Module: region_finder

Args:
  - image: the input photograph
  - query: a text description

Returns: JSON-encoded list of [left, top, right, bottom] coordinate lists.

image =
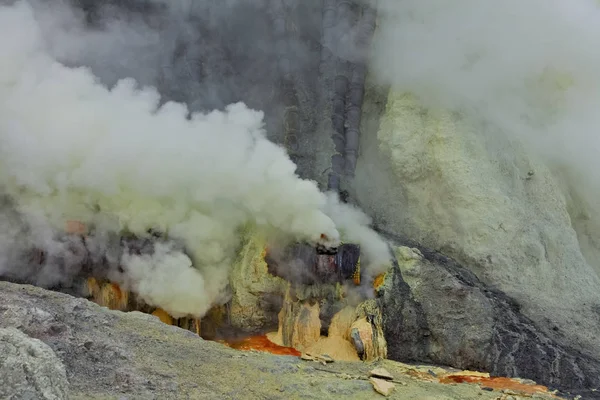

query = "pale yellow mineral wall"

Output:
[[290, 302, 321, 351], [354, 80, 600, 359], [228, 232, 288, 333], [327, 306, 357, 341]]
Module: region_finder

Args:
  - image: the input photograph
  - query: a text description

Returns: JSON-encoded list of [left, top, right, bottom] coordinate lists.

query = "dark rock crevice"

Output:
[[377, 258, 431, 363], [322, 0, 375, 194]]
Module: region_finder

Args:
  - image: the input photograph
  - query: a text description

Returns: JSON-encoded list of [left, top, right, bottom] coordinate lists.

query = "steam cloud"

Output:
[[0, 0, 388, 319], [8, 0, 597, 320], [372, 0, 600, 194]]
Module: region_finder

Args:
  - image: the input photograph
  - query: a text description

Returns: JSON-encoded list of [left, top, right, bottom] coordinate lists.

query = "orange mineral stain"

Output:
[[110, 283, 123, 300], [373, 273, 386, 290], [352, 260, 361, 286], [65, 220, 87, 235], [194, 318, 201, 336], [439, 375, 552, 396], [86, 278, 128, 310], [219, 335, 301, 357], [152, 308, 174, 325]]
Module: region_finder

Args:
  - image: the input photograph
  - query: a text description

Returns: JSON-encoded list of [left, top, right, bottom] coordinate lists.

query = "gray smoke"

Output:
[[371, 0, 600, 194]]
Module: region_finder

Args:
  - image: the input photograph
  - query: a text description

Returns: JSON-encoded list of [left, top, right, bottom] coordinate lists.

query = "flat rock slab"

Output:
[[370, 377, 395, 397], [369, 367, 394, 380]]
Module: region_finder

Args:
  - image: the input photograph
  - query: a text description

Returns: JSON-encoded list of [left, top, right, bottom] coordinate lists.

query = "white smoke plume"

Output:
[[372, 0, 600, 194], [324, 193, 391, 277], [0, 0, 391, 319]]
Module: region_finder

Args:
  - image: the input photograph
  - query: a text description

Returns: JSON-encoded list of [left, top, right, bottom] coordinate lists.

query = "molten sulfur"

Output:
[[218, 335, 301, 357], [439, 375, 552, 395]]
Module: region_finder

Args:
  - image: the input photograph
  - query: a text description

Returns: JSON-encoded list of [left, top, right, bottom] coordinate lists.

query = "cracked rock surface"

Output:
[[0, 327, 69, 400]]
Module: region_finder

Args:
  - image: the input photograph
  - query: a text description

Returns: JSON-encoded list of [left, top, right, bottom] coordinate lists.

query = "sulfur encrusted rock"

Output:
[[227, 232, 288, 334], [356, 86, 600, 367]]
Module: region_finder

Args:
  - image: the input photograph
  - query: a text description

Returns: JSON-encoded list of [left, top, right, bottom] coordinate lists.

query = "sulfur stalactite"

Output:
[[151, 308, 173, 326], [86, 278, 129, 312], [287, 298, 322, 351], [267, 286, 387, 361]]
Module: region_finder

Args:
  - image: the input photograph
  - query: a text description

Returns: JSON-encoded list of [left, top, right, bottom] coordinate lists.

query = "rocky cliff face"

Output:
[[356, 89, 600, 363], [354, 77, 600, 397], [1, 0, 599, 398]]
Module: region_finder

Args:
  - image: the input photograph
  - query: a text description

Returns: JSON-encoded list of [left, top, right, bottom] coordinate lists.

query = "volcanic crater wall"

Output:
[[2, 0, 600, 399]]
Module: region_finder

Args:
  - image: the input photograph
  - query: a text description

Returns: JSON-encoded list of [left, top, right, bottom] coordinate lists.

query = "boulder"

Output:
[[0, 327, 69, 400]]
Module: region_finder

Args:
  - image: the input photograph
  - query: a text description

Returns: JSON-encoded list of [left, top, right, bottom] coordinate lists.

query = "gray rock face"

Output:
[[0, 327, 69, 400], [0, 281, 544, 400], [0, 284, 153, 398], [376, 238, 600, 399], [53, 0, 373, 189]]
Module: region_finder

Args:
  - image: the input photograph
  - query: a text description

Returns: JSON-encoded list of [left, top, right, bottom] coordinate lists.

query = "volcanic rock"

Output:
[[0, 327, 69, 400], [370, 377, 395, 397], [227, 233, 287, 334], [0, 280, 563, 400], [369, 367, 394, 380], [356, 79, 600, 395], [376, 242, 600, 399]]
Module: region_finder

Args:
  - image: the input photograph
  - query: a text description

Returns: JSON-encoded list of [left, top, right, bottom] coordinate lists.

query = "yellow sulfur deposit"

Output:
[[373, 273, 386, 290], [352, 257, 361, 285], [87, 278, 129, 311], [151, 308, 174, 325]]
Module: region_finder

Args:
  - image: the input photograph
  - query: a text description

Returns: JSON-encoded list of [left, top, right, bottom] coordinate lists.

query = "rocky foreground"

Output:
[[0, 281, 564, 400]]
